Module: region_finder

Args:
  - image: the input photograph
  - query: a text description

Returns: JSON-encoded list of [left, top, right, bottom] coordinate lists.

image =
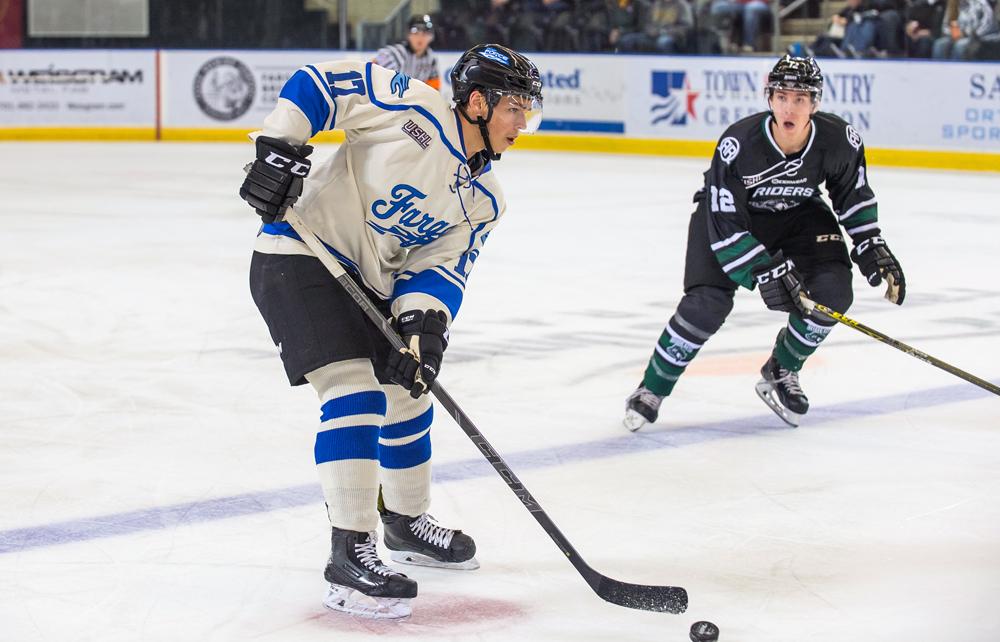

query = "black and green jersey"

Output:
[[695, 111, 879, 289]]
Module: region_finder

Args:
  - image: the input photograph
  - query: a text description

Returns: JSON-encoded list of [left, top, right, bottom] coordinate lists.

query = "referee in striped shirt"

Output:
[[373, 15, 442, 90]]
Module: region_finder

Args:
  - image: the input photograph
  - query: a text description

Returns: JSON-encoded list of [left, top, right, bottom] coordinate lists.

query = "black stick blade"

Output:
[[595, 577, 688, 613]]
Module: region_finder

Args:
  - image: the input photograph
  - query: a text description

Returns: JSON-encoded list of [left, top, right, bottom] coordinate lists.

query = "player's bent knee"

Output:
[[807, 265, 854, 318], [306, 359, 381, 400], [677, 286, 735, 336]]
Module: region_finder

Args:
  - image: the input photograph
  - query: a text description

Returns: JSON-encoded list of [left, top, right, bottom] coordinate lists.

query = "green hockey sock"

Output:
[[773, 315, 834, 372], [641, 315, 706, 396]]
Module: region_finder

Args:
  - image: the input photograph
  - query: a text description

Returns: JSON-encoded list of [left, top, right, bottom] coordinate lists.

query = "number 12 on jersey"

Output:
[[710, 186, 736, 213]]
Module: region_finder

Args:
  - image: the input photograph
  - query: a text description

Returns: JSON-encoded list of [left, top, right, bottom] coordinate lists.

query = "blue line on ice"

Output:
[[1, 380, 994, 555]]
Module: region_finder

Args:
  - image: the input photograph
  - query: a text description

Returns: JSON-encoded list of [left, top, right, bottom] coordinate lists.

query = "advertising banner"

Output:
[[438, 51, 626, 133], [1, 47, 994, 164], [162, 49, 627, 135], [160, 49, 371, 130], [0, 0, 23, 48], [623, 56, 1000, 152], [0, 49, 155, 126]]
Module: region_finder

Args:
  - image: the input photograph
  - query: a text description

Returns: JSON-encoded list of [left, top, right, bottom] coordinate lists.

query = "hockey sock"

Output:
[[772, 316, 835, 372], [379, 387, 433, 518], [642, 311, 712, 396], [305, 359, 385, 532]]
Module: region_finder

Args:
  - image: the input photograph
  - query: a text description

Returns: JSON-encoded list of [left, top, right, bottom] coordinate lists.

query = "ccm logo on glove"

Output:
[[264, 151, 310, 177]]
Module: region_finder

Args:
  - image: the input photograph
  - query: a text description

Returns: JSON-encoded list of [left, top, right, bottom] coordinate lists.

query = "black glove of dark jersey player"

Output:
[[753, 254, 810, 317], [851, 235, 906, 305]]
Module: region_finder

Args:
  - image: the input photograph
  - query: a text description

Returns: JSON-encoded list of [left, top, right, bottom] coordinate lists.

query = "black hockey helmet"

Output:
[[451, 44, 544, 160], [766, 54, 823, 101], [408, 14, 434, 33], [451, 44, 543, 107]]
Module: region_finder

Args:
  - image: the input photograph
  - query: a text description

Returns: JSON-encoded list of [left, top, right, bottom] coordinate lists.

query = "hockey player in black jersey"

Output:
[[624, 55, 906, 430]]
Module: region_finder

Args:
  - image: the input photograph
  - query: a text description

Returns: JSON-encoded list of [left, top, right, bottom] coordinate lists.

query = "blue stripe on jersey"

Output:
[[364, 62, 466, 165], [315, 425, 380, 464], [472, 180, 500, 222], [462, 180, 500, 260], [433, 265, 466, 287], [279, 69, 331, 137], [393, 270, 418, 281], [258, 221, 366, 279], [454, 110, 467, 156], [392, 269, 464, 320], [320, 391, 387, 422], [306, 65, 338, 129], [381, 406, 433, 440], [379, 432, 431, 469]]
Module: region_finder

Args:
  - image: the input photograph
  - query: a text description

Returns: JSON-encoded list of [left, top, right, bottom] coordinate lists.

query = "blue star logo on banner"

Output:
[[650, 71, 699, 126]]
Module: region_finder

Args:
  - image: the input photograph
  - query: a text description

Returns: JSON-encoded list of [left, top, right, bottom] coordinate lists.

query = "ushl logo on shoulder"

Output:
[[401, 119, 431, 149]]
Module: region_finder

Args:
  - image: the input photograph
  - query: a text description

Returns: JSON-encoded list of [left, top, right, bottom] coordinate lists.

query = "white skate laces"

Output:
[[774, 367, 803, 396], [410, 514, 455, 549], [356, 532, 394, 577], [632, 388, 664, 412]]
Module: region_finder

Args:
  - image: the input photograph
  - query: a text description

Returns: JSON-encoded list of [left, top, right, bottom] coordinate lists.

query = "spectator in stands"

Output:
[[578, 0, 646, 52], [709, 0, 773, 52], [870, 0, 906, 55], [830, 0, 879, 56], [904, 0, 946, 56], [618, 0, 694, 52], [434, 0, 487, 50], [528, 0, 580, 51], [932, 0, 999, 58], [373, 14, 441, 89], [472, 0, 515, 45]]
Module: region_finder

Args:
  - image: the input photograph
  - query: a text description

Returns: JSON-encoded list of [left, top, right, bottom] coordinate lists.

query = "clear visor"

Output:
[[500, 93, 544, 134], [521, 97, 544, 134], [766, 82, 819, 99]]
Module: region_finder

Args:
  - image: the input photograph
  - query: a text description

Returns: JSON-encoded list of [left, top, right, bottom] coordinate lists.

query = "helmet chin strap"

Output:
[[458, 103, 500, 161]]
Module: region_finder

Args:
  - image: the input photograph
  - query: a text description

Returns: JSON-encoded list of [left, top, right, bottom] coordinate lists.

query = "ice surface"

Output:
[[1, 142, 998, 641]]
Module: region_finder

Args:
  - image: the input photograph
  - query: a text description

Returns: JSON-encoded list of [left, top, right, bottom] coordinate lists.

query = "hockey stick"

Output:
[[281, 209, 689, 614], [800, 295, 1000, 396]]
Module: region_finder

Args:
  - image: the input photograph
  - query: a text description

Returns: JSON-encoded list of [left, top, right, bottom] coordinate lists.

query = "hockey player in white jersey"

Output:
[[240, 44, 543, 619]]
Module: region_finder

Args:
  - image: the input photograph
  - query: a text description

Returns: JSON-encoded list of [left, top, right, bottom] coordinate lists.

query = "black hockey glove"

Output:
[[753, 255, 810, 316], [385, 310, 449, 398], [239, 135, 313, 224], [851, 235, 905, 305]]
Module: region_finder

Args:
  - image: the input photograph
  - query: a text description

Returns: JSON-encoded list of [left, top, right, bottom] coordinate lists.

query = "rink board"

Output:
[[1, 48, 998, 171]]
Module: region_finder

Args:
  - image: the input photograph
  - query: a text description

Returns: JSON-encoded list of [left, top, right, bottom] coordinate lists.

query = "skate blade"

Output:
[[323, 584, 412, 619], [754, 379, 802, 428], [389, 550, 480, 570], [623, 409, 648, 432]]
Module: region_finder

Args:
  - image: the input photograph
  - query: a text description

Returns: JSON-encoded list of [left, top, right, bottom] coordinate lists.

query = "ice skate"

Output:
[[623, 385, 664, 432], [322, 527, 417, 619], [380, 509, 479, 570], [755, 356, 809, 427]]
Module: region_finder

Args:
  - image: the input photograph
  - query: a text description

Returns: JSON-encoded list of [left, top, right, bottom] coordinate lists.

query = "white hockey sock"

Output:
[[305, 359, 385, 532], [379, 387, 433, 517]]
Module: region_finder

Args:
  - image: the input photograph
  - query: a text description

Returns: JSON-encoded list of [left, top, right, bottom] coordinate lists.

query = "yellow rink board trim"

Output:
[[1, 127, 998, 173]]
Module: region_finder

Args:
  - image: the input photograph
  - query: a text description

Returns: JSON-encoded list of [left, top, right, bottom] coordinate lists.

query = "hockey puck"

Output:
[[689, 620, 719, 642]]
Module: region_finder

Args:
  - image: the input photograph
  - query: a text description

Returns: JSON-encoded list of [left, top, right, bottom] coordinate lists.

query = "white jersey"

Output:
[[373, 43, 440, 86], [253, 59, 505, 323]]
